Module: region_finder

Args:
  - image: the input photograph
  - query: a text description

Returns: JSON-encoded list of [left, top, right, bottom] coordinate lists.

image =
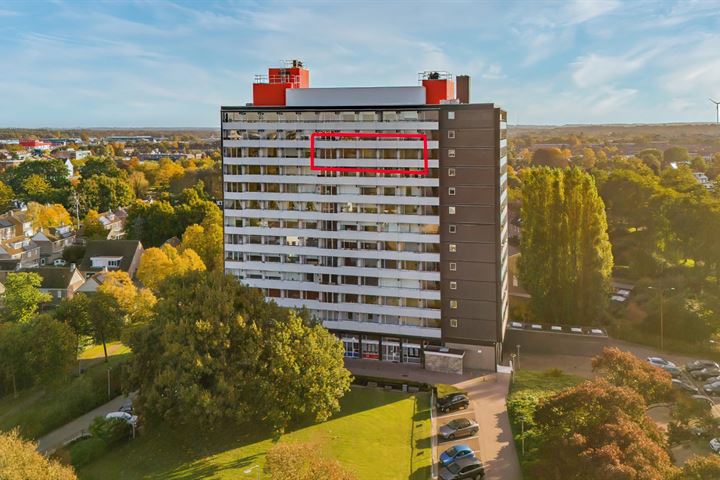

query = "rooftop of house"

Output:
[[78, 239, 142, 272], [20, 266, 82, 290]]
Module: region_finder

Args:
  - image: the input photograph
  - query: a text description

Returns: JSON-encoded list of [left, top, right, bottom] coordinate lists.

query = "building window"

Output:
[[449, 225, 456, 234], [450, 318, 458, 328], [448, 168, 456, 177], [449, 244, 456, 252], [448, 149, 455, 158], [450, 281, 457, 290], [448, 187, 456, 196], [450, 300, 458, 309], [449, 262, 457, 271], [448, 111, 455, 120], [448, 130, 455, 139], [449, 206, 456, 215]]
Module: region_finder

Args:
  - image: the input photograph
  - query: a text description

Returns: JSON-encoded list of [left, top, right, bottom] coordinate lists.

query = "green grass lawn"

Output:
[[507, 369, 584, 477], [77, 387, 431, 480], [0, 351, 131, 440]]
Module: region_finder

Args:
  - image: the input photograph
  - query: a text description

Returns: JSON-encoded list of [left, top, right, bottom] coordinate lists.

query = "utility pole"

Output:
[[649, 286, 675, 351], [72, 190, 81, 230], [516, 344, 521, 371]]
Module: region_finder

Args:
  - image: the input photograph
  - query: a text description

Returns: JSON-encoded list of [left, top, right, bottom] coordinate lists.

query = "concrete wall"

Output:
[[503, 329, 610, 357], [445, 342, 497, 372], [425, 351, 464, 375]]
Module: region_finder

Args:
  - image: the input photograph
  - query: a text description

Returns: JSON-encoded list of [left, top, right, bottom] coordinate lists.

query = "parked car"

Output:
[[710, 438, 720, 453], [662, 365, 682, 378], [106, 411, 138, 426], [691, 367, 720, 380], [439, 456, 485, 480], [439, 418, 479, 441], [672, 379, 699, 394], [704, 376, 720, 385], [119, 399, 133, 414], [687, 360, 720, 372], [440, 444, 475, 467], [692, 395, 715, 408], [705, 382, 720, 395], [437, 393, 470, 413], [647, 357, 676, 368]]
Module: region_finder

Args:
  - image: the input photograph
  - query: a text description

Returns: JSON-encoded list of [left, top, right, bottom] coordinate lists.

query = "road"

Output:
[[36, 394, 132, 454], [433, 374, 522, 480]]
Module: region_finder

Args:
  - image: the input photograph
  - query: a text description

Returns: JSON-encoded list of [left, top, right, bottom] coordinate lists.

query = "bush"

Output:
[[70, 437, 107, 468], [89, 416, 131, 446]]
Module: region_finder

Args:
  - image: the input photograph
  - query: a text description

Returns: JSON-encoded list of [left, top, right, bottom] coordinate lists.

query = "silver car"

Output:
[[439, 418, 479, 441]]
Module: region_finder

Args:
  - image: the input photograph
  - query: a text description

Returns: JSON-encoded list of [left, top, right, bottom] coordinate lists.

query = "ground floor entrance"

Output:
[[337, 332, 440, 365]]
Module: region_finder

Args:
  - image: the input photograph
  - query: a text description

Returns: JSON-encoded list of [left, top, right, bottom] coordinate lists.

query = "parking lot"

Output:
[[432, 375, 521, 480]]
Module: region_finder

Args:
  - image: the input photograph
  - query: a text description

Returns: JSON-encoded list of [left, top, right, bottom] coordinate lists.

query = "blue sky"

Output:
[[1, 0, 720, 127]]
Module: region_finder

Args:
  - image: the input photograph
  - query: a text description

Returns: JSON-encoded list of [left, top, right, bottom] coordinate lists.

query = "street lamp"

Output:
[[243, 465, 260, 480], [648, 286, 675, 351]]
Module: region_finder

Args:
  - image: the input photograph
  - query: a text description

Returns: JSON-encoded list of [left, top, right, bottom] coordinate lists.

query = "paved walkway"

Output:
[[36, 394, 131, 454], [345, 359, 522, 480]]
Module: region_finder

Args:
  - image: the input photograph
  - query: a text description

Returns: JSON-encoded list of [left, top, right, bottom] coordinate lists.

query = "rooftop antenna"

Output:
[[711, 98, 720, 124]]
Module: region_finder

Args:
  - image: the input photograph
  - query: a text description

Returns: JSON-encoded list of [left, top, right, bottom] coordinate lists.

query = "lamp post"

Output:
[[648, 286, 675, 351], [243, 465, 260, 480]]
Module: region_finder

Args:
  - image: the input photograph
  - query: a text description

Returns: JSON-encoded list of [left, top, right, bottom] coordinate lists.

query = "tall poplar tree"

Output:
[[519, 167, 613, 324]]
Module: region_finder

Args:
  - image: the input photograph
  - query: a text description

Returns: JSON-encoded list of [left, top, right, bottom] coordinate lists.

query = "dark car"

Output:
[[439, 456, 485, 480], [691, 367, 720, 380], [687, 360, 720, 372], [663, 365, 682, 378], [438, 393, 470, 413], [672, 379, 699, 394]]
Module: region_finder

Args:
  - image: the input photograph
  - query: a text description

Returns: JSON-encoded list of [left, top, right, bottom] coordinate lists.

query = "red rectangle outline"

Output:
[[309, 132, 429, 176]]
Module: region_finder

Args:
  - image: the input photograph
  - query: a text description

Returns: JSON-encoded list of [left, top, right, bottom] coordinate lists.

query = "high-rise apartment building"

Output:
[[222, 61, 508, 371]]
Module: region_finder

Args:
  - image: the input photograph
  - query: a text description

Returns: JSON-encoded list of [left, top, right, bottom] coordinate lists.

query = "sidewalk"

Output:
[[36, 394, 131, 454]]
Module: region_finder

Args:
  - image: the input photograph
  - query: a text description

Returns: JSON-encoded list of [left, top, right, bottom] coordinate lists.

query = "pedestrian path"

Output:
[[36, 394, 130, 454]]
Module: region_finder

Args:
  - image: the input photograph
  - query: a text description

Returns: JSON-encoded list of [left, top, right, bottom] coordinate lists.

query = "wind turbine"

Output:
[[711, 98, 720, 124]]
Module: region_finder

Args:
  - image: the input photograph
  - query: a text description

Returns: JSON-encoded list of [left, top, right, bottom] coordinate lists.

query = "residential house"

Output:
[[32, 225, 77, 265], [76, 270, 108, 293], [16, 266, 85, 304], [0, 209, 39, 268], [78, 240, 143, 279], [97, 209, 128, 240]]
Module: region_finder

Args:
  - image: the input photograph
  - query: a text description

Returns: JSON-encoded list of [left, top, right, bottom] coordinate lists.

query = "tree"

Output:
[[55, 294, 94, 358], [79, 157, 119, 179], [264, 442, 357, 480], [180, 217, 223, 271], [0, 429, 77, 480], [90, 271, 156, 362], [82, 209, 108, 239], [125, 200, 177, 247], [0, 315, 75, 396], [676, 455, 720, 480], [532, 380, 676, 480], [78, 175, 134, 214], [519, 167, 613, 324], [126, 271, 351, 432], [22, 174, 51, 201], [2, 272, 52, 323], [128, 171, 149, 198], [1, 158, 72, 205], [136, 244, 205, 290], [153, 158, 184, 190], [26, 202, 72, 230], [532, 147, 569, 168], [24, 314, 76, 387], [591, 347, 672, 403], [0, 180, 15, 213], [663, 146, 689, 167]]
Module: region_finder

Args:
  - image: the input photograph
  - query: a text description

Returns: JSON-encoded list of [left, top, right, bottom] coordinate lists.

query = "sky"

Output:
[[1, 0, 720, 128]]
